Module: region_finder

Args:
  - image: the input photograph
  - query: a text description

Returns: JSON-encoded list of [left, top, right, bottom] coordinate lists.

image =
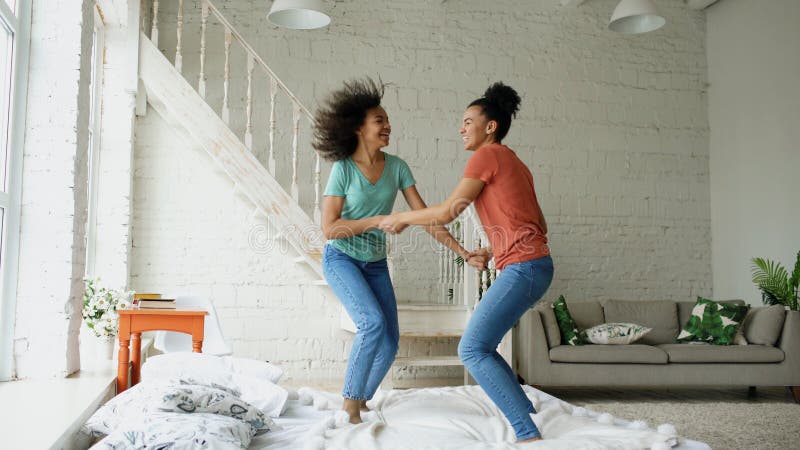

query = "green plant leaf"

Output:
[[751, 257, 792, 304], [789, 251, 800, 292]]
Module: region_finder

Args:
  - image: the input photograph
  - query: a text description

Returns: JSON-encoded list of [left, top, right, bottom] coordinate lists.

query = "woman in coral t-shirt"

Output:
[[379, 83, 553, 443]]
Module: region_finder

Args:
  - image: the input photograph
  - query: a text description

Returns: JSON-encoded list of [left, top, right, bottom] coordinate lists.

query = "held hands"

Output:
[[466, 253, 491, 271], [378, 214, 408, 234], [466, 247, 492, 271]]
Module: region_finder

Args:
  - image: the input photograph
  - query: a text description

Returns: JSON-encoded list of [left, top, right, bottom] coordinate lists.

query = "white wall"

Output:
[[14, 0, 95, 379], [133, 0, 713, 382], [707, 0, 800, 302]]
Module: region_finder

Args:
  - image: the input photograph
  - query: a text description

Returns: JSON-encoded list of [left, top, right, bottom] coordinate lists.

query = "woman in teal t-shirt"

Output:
[[313, 78, 473, 424]]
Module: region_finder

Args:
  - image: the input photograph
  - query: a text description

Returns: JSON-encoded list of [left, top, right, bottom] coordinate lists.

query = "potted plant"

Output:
[[750, 251, 800, 311], [83, 278, 133, 357]]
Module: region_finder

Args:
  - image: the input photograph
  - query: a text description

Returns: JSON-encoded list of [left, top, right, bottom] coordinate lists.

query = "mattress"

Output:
[[250, 385, 711, 450]]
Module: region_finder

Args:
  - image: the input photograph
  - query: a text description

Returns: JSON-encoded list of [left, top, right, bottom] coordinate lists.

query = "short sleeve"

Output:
[[463, 147, 497, 183], [324, 160, 347, 196], [397, 157, 416, 190]]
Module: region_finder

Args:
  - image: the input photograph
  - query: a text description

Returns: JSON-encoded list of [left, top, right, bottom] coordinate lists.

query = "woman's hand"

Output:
[[378, 215, 408, 234], [467, 253, 491, 271]]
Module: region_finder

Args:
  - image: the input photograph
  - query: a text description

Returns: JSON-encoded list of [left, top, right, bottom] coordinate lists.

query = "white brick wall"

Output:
[[14, 0, 95, 379], [132, 0, 712, 383]]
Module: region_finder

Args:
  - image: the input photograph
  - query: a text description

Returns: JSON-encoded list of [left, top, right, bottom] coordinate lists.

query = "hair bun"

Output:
[[484, 82, 521, 118]]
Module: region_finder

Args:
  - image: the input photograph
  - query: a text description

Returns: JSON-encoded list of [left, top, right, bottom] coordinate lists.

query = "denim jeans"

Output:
[[322, 244, 399, 401], [458, 255, 554, 440]]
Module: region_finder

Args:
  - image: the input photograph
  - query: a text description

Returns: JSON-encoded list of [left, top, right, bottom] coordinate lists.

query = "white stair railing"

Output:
[[145, 0, 323, 225], [142, 0, 493, 305]]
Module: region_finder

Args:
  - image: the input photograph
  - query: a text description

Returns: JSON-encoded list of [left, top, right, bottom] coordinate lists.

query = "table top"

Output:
[[118, 307, 209, 316]]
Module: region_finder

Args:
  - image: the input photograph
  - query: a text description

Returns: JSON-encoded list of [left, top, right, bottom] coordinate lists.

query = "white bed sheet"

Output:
[[250, 385, 711, 450]]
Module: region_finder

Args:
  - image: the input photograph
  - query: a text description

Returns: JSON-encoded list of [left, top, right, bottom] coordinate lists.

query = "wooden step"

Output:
[[340, 302, 469, 337], [393, 356, 462, 367]]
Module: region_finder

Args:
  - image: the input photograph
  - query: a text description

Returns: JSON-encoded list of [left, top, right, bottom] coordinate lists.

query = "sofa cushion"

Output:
[[677, 297, 749, 345], [549, 344, 668, 364], [567, 301, 605, 331], [657, 343, 785, 363], [743, 305, 786, 346], [553, 296, 585, 346], [678, 299, 745, 331], [603, 300, 678, 345], [584, 323, 651, 345], [534, 302, 561, 348]]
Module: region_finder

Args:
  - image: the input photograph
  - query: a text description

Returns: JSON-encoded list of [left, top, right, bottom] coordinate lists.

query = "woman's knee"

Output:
[[359, 313, 387, 336], [458, 337, 480, 363]]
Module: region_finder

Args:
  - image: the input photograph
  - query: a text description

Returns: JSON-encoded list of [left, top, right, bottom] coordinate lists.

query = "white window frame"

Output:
[[0, 0, 32, 381], [84, 5, 105, 279]]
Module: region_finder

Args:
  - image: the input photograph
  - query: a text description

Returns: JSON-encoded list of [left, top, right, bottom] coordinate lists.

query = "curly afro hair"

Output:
[[468, 82, 521, 143], [312, 78, 385, 162]]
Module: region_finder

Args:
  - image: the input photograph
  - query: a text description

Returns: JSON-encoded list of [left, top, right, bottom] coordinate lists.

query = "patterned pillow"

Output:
[[158, 383, 277, 435], [92, 411, 253, 450], [677, 297, 750, 345], [583, 323, 652, 345], [552, 295, 585, 346]]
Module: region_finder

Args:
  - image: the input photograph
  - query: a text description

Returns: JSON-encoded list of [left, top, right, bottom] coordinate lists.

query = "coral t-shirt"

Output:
[[463, 144, 549, 270]]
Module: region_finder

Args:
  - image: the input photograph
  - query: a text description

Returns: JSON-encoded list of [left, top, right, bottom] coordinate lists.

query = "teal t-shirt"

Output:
[[324, 153, 416, 262]]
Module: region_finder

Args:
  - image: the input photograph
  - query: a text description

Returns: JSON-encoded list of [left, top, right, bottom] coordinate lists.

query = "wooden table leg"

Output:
[[131, 332, 141, 386], [192, 339, 203, 353], [117, 337, 130, 393]]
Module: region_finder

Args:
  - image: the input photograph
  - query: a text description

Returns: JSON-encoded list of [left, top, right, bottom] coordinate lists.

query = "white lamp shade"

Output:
[[608, 0, 666, 34], [268, 0, 330, 30]]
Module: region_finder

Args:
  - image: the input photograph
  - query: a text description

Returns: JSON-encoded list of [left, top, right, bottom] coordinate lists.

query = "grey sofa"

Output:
[[515, 299, 800, 402]]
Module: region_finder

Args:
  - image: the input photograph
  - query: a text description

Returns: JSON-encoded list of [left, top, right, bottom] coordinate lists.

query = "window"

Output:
[[0, 0, 32, 381], [84, 5, 105, 278]]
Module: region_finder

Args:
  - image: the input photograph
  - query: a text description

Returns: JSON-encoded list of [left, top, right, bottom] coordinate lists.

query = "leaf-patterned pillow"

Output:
[[584, 323, 652, 345], [552, 295, 585, 346], [93, 411, 253, 450], [158, 384, 278, 435], [677, 297, 749, 345]]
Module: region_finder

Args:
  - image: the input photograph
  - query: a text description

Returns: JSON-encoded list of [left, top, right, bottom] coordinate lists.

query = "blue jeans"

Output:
[[458, 256, 554, 440], [323, 244, 399, 401]]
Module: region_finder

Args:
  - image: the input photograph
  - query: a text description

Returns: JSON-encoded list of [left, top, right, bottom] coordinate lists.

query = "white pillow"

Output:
[[82, 379, 242, 437], [91, 411, 254, 450], [140, 353, 287, 416], [233, 374, 289, 418], [142, 353, 233, 386], [158, 383, 278, 435], [223, 356, 284, 384], [584, 323, 651, 345]]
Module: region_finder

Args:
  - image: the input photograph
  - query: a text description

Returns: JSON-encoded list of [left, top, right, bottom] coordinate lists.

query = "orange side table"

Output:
[[116, 308, 209, 393]]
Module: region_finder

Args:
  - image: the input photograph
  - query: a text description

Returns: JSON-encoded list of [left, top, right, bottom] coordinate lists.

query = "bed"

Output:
[[83, 353, 711, 449]]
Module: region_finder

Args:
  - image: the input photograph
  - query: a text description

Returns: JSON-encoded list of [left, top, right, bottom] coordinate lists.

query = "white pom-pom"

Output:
[[362, 411, 378, 422], [302, 436, 325, 450], [572, 406, 589, 417], [334, 410, 350, 428], [287, 388, 299, 400], [300, 392, 313, 405], [322, 415, 336, 429], [313, 395, 329, 410], [657, 424, 677, 436], [597, 413, 614, 424], [628, 420, 649, 430], [650, 442, 671, 450]]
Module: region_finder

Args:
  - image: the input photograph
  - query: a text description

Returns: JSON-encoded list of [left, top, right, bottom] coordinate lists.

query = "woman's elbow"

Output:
[[321, 224, 334, 240], [435, 208, 456, 226]]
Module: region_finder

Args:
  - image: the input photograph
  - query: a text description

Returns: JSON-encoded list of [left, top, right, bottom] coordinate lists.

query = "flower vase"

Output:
[[96, 337, 117, 361]]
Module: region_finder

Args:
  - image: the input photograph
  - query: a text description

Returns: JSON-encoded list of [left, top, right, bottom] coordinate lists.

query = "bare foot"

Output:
[[517, 436, 543, 444], [343, 398, 363, 424], [359, 399, 369, 411]]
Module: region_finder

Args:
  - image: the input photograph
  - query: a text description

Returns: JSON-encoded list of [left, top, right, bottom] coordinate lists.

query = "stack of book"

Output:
[[138, 298, 177, 309]]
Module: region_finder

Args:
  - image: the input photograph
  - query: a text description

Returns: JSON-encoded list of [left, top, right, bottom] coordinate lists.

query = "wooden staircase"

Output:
[[137, 0, 509, 385]]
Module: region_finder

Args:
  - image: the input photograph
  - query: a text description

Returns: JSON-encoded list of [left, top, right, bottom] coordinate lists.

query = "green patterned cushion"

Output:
[[677, 297, 750, 345], [552, 295, 585, 346]]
